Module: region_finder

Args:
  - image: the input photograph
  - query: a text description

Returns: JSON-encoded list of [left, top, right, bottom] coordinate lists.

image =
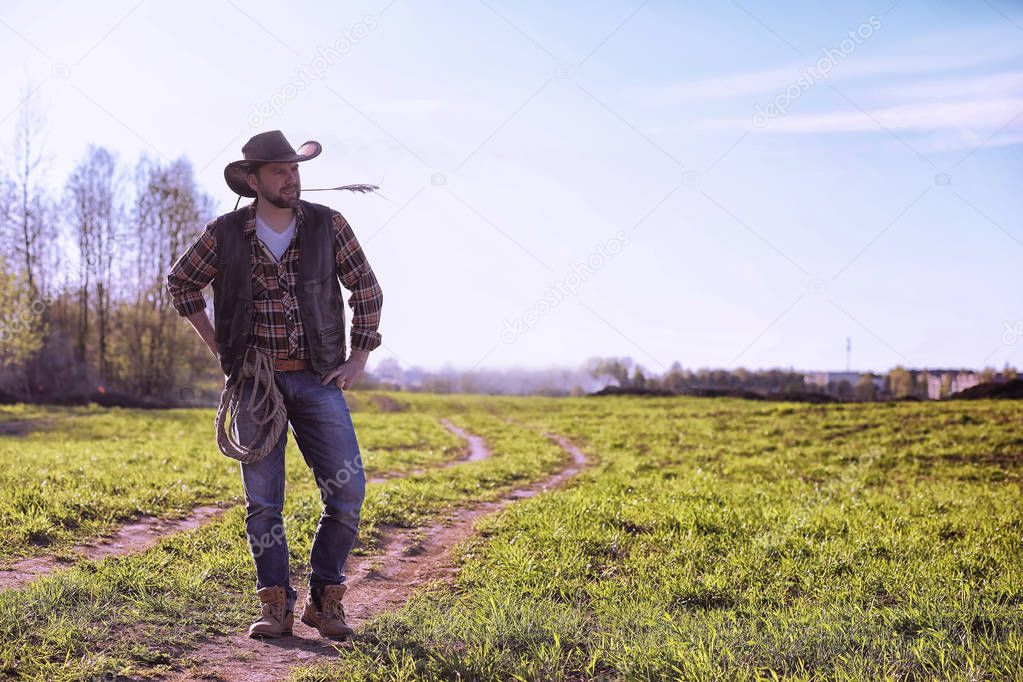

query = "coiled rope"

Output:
[[215, 349, 288, 463]]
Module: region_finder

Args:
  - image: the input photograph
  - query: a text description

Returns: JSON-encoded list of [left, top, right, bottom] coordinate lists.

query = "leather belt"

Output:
[[245, 349, 310, 372], [272, 357, 310, 371]]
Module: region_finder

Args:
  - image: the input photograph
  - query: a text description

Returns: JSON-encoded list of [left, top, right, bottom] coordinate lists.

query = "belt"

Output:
[[245, 349, 310, 372]]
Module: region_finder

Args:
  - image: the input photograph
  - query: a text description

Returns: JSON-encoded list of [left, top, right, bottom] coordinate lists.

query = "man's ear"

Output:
[[245, 168, 260, 194]]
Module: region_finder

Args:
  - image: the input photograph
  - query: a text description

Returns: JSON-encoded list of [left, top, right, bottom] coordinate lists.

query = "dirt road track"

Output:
[[0, 418, 485, 592], [161, 431, 589, 682], [0, 505, 225, 591]]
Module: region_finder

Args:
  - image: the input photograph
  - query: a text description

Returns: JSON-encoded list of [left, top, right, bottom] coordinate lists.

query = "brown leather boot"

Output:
[[248, 586, 294, 638], [300, 583, 355, 639]]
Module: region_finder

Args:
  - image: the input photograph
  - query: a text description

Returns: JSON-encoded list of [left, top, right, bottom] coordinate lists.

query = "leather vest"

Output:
[[211, 200, 346, 384]]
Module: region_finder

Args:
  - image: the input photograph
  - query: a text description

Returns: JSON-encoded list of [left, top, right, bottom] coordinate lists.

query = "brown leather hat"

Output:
[[224, 130, 321, 198]]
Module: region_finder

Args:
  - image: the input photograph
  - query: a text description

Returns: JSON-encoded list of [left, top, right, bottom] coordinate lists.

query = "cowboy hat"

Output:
[[224, 130, 322, 198]]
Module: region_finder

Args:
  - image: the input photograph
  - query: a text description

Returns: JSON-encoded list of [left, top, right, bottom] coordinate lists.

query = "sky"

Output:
[[1, 0, 1021, 375]]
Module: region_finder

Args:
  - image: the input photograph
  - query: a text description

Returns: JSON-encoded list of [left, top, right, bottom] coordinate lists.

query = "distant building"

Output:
[[805, 371, 859, 388], [805, 371, 883, 395], [951, 372, 982, 395], [922, 370, 981, 399], [806, 369, 1009, 400]]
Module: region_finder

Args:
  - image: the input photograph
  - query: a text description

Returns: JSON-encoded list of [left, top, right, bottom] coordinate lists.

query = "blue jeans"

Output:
[[234, 369, 366, 613]]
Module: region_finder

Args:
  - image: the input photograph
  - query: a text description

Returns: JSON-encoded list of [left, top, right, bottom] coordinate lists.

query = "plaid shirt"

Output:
[[167, 200, 383, 358]]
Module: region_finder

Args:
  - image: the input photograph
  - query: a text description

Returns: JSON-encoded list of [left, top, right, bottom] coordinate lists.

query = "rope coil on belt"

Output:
[[215, 349, 288, 463]]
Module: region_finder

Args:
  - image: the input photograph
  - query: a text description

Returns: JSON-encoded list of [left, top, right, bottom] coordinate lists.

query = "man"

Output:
[[166, 130, 383, 640]]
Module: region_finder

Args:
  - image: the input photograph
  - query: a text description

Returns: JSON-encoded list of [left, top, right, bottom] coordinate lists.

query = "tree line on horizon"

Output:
[[0, 93, 217, 403]]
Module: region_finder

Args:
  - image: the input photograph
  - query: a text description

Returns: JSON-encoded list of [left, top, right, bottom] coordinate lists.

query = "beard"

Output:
[[262, 183, 301, 209]]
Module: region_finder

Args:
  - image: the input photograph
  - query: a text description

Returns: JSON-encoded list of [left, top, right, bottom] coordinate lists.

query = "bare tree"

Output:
[[119, 155, 215, 396], [66, 146, 121, 381], [7, 85, 55, 298], [0, 172, 14, 249]]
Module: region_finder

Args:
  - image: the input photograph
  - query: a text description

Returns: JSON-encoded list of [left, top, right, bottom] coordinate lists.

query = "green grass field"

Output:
[[0, 402, 465, 563], [1, 395, 1021, 680]]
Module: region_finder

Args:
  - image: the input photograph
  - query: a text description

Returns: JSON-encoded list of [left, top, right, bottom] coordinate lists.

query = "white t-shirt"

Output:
[[254, 214, 297, 262]]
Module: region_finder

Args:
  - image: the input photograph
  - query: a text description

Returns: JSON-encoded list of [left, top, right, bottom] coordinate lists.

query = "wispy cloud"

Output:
[[694, 94, 1023, 153], [650, 23, 1023, 154], [758, 97, 1023, 134], [633, 39, 1023, 103], [877, 71, 1023, 101]]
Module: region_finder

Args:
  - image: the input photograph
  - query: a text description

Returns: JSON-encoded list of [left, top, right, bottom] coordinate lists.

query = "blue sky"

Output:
[[1, 0, 1021, 375]]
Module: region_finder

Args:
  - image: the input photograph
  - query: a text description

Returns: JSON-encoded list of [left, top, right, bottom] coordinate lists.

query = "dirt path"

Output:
[[160, 431, 589, 682], [0, 418, 482, 593], [0, 505, 225, 591], [366, 418, 490, 484], [437, 418, 491, 463], [0, 418, 51, 436]]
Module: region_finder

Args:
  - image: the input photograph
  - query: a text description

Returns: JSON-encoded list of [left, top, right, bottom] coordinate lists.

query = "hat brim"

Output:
[[224, 140, 322, 198]]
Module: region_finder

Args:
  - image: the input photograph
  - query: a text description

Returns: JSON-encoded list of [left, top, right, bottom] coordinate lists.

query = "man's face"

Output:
[[248, 161, 301, 209]]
